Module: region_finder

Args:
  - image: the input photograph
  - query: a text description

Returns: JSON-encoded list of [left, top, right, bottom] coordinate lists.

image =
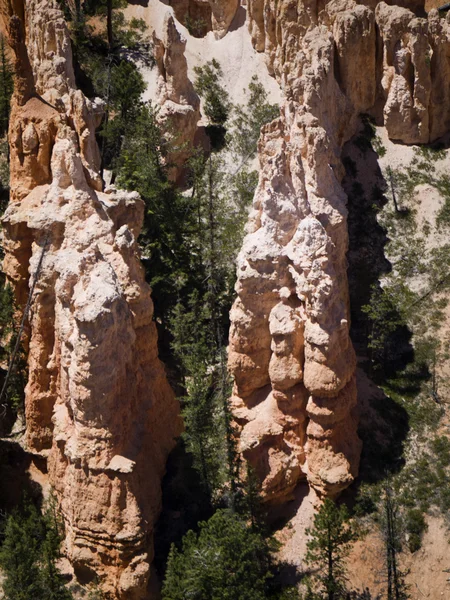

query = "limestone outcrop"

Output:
[[1, 0, 181, 597], [229, 0, 450, 503], [153, 14, 201, 181]]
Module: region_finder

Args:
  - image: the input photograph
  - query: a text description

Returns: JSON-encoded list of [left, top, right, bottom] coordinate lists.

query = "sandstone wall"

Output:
[[229, 0, 450, 503], [0, 1, 181, 597]]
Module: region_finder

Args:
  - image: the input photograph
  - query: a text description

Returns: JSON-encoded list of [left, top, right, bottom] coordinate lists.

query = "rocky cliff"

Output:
[[229, 0, 450, 503], [167, 0, 239, 39], [0, 0, 181, 597], [2, 0, 450, 594]]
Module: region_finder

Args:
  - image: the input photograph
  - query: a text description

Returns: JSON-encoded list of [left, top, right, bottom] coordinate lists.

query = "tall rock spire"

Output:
[[0, 1, 181, 596], [229, 0, 450, 502]]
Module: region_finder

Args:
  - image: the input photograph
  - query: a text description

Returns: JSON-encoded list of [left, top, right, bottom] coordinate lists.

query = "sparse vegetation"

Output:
[[304, 499, 358, 600], [194, 59, 231, 127], [0, 496, 73, 600], [228, 75, 279, 163], [345, 115, 450, 568]]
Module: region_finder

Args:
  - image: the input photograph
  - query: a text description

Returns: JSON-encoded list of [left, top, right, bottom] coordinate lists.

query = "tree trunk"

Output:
[[387, 167, 400, 213], [107, 0, 113, 52], [74, 0, 82, 24], [328, 528, 334, 600]]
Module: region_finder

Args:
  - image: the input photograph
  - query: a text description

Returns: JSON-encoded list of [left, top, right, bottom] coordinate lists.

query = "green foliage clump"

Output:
[[60, 0, 149, 171], [0, 496, 72, 600], [228, 75, 278, 162], [0, 278, 26, 416], [404, 508, 426, 553], [361, 284, 408, 374], [0, 35, 13, 138], [168, 154, 248, 503], [184, 13, 208, 37], [116, 103, 194, 323], [194, 59, 231, 126], [162, 509, 292, 600]]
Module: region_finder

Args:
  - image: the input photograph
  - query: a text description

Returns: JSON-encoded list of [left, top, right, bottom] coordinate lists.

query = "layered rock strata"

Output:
[[0, 0, 181, 597], [229, 0, 450, 502]]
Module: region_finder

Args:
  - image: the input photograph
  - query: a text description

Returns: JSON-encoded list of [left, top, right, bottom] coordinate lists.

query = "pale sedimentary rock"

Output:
[[376, 4, 450, 144], [376, 2, 432, 144], [230, 0, 450, 502], [153, 14, 200, 181], [1, 1, 181, 597]]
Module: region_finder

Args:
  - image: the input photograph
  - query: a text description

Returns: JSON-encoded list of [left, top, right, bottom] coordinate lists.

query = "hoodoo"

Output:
[[1, 0, 450, 597], [229, 0, 450, 502], [0, 0, 180, 597]]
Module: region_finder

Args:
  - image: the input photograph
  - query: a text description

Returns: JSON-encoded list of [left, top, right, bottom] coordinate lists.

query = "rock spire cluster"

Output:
[[229, 0, 450, 502], [0, 0, 180, 597]]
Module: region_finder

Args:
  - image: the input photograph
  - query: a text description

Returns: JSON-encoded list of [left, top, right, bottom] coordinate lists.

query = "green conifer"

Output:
[[305, 499, 357, 600]]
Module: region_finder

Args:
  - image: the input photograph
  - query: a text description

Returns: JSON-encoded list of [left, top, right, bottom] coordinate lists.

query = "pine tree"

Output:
[[193, 59, 231, 127], [168, 153, 246, 504], [0, 497, 73, 600], [162, 509, 275, 600], [305, 499, 357, 600], [40, 497, 73, 600], [381, 486, 409, 600], [228, 75, 278, 163], [0, 500, 46, 600], [116, 103, 196, 326], [239, 464, 266, 533]]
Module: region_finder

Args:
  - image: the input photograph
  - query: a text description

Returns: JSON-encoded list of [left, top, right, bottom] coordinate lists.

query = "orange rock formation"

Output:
[[229, 0, 450, 503], [168, 0, 239, 39], [0, 1, 181, 597]]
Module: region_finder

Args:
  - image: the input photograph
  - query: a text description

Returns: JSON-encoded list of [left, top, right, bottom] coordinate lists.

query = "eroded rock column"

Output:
[[230, 0, 450, 503], [1, 1, 181, 597]]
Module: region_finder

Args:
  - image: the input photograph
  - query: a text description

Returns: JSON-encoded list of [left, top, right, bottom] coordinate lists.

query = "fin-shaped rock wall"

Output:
[[0, 1, 181, 597]]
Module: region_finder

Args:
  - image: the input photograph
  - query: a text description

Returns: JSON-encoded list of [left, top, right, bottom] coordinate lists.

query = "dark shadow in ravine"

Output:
[[267, 481, 309, 532], [0, 439, 44, 514], [152, 439, 213, 578], [342, 117, 414, 494], [228, 5, 247, 33], [127, 0, 149, 6], [343, 117, 418, 378]]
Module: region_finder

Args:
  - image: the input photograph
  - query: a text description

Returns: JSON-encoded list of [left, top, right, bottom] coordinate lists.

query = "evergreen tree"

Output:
[[361, 284, 406, 373], [168, 153, 247, 503], [40, 497, 73, 600], [0, 497, 73, 600], [162, 509, 276, 600], [0, 500, 46, 600], [194, 59, 231, 127], [116, 103, 196, 326], [381, 486, 409, 600], [238, 464, 266, 534], [228, 75, 278, 163], [305, 499, 357, 600]]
